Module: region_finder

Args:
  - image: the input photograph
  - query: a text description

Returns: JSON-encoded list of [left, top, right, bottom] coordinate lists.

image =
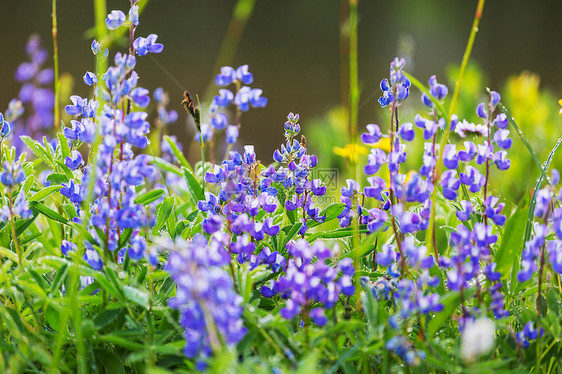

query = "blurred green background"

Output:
[[0, 0, 561, 202]]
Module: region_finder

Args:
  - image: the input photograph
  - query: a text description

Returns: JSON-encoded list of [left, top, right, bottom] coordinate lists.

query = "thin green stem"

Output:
[[52, 0, 60, 130], [203, 0, 257, 102], [8, 189, 22, 266], [348, 0, 359, 182], [448, 0, 485, 119]]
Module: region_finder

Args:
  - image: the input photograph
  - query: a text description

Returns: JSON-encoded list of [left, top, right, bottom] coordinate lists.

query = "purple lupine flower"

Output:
[[133, 34, 164, 56], [458, 141, 477, 162], [84, 246, 103, 270], [475, 142, 493, 165], [235, 65, 254, 85], [476, 103, 487, 119], [398, 122, 415, 141], [268, 240, 354, 325], [456, 200, 473, 221], [378, 57, 410, 108], [65, 150, 84, 170], [442, 144, 459, 169], [548, 240, 562, 274], [225, 125, 239, 144], [234, 87, 267, 111], [213, 89, 234, 107], [105, 10, 126, 30], [377, 244, 397, 267], [534, 188, 551, 219], [0, 161, 26, 187], [493, 113, 508, 129], [364, 148, 386, 175], [128, 5, 139, 26], [484, 262, 501, 281], [364, 176, 386, 200], [164, 235, 246, 363], [83, 71, 98, 86], [459, 166, 485, 193], [421, 75, 448, 108], [361, 123, 382, 144], [215, 66, 236, 86], [210, 113, 228, 130], [484, 196, 506, 226], [493, 151, 510, 170], [130, 87, 150, 107], [440, 170, 460, 200], [493, 129, 512, 149], [61, 240, 78, 256]]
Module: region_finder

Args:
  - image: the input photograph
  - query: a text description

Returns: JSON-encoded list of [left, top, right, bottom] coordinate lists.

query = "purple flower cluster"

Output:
[[164, 235, 246, 367], [378, 57, 411, 108], [0, 159, 33, 222], [11, 34, 55, 147], [515, 321, 544, 349], [57, 4, 170, 269], [261, 239, 354, 326], [386, 335, 426, 366], [200, 144, 281, 264], [199, 65, 267, 146], [517, 176, 562, 282]]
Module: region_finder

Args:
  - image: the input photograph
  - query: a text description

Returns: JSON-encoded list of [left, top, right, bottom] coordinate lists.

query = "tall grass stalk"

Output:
[[348, 0, 362, 295], [52, 0, 60, 130], [203, 0, 257, 102]]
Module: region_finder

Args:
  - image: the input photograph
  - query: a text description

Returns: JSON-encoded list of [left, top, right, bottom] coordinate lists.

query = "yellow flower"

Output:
[[367, 137, 392, 153], [559, 99, 562, 116], [333, 143, 368, 163]]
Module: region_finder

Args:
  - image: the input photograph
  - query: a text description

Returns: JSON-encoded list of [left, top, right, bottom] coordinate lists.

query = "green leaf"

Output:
[[164, 135, 193, 172], [28, 185, 63, 202], [282, 222, 302, 250], [307, 225, 369, 240], [97, 334, 144, 350], [55, 160, 75, 180], [134, 189, 165, 205], [46, 173, 69, 185], [152, 196, 175, 235], [427, 287, 476, 337], [343, 233, 377, 259], [63, 203, 78, 220], [494, 194, 529, 278], [307, 203, 345, 229], [15, 211, 39, 236], [183, 167, 204, 204], [152, 157, 183, 176], [122, 286, 149, 308], [50, 263, 68, 295], [29, 201, 68, 224], [58, 132, 71, 159], [93, 308, 124, 330], [20, 135, 53, 165], [21, 232, 42, 244]]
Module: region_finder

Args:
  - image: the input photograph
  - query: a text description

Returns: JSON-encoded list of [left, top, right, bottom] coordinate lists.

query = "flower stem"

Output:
[[8, 190, 22, 266], [52, 0, 60, 130], [348, 0, 359, 182]]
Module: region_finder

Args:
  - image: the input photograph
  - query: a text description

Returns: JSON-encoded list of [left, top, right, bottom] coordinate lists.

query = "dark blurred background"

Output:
[[1, 0, 561, 162]]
